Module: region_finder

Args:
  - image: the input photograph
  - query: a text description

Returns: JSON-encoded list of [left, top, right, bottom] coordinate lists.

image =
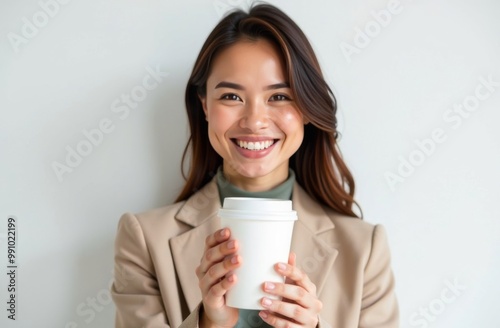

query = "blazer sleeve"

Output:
[[111, 212, 171, 327], [359, 224, 399, 328]]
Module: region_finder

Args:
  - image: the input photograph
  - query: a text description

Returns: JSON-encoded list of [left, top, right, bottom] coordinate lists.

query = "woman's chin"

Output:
[[224, 162, 288, 184]]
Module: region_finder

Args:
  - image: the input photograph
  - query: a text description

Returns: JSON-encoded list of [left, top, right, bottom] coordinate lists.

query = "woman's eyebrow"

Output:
[[214, 81, 290, 90], [265, 82, 290, 90], [215, 81, 244, 90]]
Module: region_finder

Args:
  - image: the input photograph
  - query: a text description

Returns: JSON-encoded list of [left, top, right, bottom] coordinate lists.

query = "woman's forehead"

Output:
[[207, 39, 288, 86]]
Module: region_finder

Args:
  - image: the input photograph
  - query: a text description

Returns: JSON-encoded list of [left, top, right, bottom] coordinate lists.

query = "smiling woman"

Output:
[[111, 3, 399, 328], [200, 39, 305, 191]]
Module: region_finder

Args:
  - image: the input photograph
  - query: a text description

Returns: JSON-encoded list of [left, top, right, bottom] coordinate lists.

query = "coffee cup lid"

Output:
[[218, 197, 297, 221]]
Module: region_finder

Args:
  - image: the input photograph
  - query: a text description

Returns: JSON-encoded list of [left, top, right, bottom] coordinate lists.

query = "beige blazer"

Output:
[[111, 179, 399, 327]]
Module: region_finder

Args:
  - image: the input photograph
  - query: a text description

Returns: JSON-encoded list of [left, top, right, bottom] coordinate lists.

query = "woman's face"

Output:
[[200, 39, 305, 191]]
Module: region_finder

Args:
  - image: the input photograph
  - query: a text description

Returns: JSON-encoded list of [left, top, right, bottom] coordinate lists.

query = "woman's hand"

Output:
[[258, 252, 323, 328], [196, 228, 242, 328]]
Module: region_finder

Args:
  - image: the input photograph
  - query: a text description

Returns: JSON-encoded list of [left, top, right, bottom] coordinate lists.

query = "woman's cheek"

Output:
[[211, 106, 238, 126], [279, 108, 304, 127]]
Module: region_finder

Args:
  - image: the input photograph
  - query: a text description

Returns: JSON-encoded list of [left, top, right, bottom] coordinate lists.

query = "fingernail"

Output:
[[265, 282, 275, 290], [259, 311, 268, 319], [220, 229, 226, 237], [227, 240, 235, 249], [227, 274, 234, 282], [278, 263, 287, 271], [262, 298, 272, 307], [231, 255, 238, 264]]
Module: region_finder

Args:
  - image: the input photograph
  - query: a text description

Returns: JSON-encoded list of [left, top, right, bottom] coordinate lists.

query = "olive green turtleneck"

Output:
[[215, 167, 295, 328], [216, 167, 295, 204]]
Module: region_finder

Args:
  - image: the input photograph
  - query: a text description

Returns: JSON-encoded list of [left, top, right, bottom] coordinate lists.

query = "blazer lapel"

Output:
[[169, 179, 222, 311], [291, 184, 339, 296]]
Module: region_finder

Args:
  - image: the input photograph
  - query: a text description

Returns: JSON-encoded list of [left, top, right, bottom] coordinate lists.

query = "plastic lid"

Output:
[[218, 197, 297, 221]]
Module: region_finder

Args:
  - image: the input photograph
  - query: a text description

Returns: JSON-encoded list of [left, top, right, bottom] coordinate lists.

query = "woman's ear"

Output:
[[198, 94, 208, 121]]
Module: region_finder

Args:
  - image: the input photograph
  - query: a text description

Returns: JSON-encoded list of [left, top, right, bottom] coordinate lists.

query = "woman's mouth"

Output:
[[233, 139, 276, 151]]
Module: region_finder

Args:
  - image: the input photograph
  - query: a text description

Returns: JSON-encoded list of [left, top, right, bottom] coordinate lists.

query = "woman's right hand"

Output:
[[196, 228, 242, 328]]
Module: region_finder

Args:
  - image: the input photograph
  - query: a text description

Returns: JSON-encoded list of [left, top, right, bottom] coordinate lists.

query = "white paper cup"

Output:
[[218, 197, 297, 310]]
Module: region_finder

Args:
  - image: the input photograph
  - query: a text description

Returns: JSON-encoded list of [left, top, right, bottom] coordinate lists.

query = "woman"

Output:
[[111, 3, 399, 328]]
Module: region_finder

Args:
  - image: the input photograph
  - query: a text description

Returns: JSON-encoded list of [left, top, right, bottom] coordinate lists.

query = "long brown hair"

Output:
[[176, 3, 361, 218]]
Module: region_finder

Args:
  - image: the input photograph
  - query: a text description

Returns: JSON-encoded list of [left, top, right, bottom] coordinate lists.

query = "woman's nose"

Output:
[[239, 101, 269, 131]]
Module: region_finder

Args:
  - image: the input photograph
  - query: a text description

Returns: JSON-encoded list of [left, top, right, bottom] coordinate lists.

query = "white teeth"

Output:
[[237, 139, 274, 151]]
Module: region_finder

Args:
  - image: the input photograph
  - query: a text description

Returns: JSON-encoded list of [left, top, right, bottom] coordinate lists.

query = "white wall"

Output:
[[1, 0, 498, 327]]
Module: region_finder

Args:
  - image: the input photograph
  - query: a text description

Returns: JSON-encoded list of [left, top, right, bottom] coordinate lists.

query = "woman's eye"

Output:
[[220, 94, 241, 101], [269, 94, 291, 101]]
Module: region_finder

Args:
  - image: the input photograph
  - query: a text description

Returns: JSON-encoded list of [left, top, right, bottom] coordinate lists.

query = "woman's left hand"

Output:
[[258, 252, 323, 327]]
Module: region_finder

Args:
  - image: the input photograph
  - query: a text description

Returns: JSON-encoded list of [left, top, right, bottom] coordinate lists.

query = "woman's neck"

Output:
[[221, 163, 289, 192]]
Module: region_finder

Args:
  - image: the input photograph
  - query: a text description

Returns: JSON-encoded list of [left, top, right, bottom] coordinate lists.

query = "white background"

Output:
[[1, 0, 499, 327]]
